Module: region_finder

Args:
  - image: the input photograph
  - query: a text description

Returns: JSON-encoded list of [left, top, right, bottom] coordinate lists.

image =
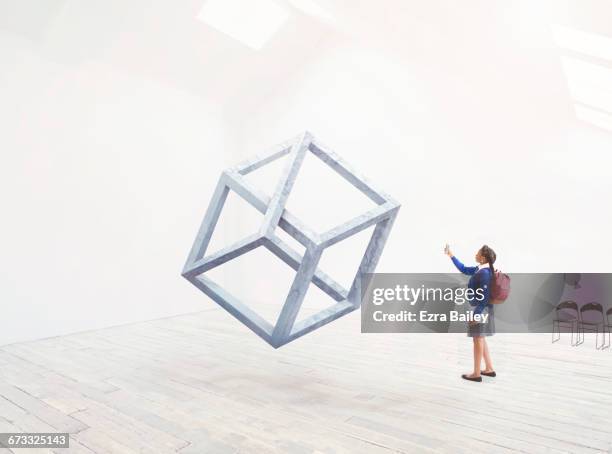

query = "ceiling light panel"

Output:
[[197, 0, 290, 50]]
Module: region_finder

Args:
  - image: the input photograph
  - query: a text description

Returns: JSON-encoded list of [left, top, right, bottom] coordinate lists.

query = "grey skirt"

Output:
[[467, 304, 495, 337]]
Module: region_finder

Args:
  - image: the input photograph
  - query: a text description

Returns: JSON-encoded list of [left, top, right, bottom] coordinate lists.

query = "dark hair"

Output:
[[479, 245, 497, 288]]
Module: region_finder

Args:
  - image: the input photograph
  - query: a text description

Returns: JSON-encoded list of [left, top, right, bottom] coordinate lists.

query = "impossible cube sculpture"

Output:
[[182, 131, 400, 348]]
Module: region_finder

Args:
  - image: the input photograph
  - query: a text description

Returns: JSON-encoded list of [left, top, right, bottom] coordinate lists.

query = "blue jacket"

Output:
[[451, 256, 492, 315]]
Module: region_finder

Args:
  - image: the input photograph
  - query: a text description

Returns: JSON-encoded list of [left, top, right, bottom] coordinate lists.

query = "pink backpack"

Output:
[[490, 270, 510, 304]]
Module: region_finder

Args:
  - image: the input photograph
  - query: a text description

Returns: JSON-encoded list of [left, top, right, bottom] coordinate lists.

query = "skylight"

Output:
[[552, 24, 612, 132], [552, 24, 612, 62], [197, 0, 290, 51], [287, 0, 335, 25]]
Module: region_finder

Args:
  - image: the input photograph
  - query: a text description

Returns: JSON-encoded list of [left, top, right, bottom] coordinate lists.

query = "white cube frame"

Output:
[[182, 131, 400, 348]]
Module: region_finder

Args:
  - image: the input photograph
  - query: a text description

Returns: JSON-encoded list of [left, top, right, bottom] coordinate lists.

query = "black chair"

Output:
[[578, 302, 605, 349], [552, 301, 579, 346], [604, 307, 612, 350]]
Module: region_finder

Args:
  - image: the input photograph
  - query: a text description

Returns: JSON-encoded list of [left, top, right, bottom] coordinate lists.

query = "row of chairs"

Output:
[[552, 301, 612, 349]]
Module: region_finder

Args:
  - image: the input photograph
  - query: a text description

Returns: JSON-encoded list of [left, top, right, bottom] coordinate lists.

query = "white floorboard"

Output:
[[1, 306, 611, 453]]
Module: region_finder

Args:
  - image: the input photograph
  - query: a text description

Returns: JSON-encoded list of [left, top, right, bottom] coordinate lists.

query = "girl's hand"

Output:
[[444, 244, 453, 257]]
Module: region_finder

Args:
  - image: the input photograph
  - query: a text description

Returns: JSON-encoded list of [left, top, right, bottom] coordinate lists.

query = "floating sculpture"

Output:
[[182, 131, 400, 348]]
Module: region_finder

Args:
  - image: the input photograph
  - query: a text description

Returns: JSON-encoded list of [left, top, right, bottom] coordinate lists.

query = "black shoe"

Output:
[[481, 370, 497, 377], [461, 374, 482, 382]]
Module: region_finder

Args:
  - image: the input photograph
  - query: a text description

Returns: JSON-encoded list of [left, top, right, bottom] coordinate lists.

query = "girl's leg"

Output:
[[471, 337, 484, 377], [482, 338, 494, 372]]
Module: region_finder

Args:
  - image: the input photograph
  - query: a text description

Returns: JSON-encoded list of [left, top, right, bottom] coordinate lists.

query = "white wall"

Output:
[[0, 0, 339, 345], [0, 29, 238, 346], [2, 0, 612, 344]]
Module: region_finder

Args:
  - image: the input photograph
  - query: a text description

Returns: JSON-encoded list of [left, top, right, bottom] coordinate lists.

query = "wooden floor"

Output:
[[1, 306, 611, 454]]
